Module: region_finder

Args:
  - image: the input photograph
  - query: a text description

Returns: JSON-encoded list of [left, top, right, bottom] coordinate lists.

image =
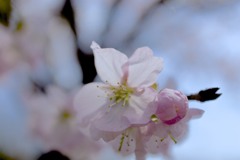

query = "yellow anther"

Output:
[[151, 83, 158, 90], [151, 114, 159, 123], [103, 82, 134, 108], [59, 110, 72, 122]]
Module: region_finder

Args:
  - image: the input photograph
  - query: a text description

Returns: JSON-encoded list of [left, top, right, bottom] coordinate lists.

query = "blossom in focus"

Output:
[[153, 88, 188, 125], [25, 86, 99, 160], [145, 88, 204, 155], [74, 41, 163, 136]]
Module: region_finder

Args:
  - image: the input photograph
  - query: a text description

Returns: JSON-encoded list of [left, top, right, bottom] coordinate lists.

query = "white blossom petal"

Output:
[[93, 105, 130, 132], [91, 42, 128, 85], [169, 122, 188, 141], [90, 124, 120, 141], [109, 129, 137, 155], [125, 88, 157, 125], [184, 108, 204, 121], [145, 134, 170, 155], [127, 47, 163, 87], [74, 82, 108, 126]]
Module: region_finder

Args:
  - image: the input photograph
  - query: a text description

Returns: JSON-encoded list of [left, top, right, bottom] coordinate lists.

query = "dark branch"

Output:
[[60, 0, 76, 35], [37, 150, 70, 160], [159, 0, 168, 4], [60, 0, 97, 84], [187, 87, 221, 102], [32, 81, 46, 93]]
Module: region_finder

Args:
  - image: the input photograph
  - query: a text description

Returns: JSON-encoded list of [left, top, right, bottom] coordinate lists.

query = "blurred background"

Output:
[[1, 0, 240, 159]]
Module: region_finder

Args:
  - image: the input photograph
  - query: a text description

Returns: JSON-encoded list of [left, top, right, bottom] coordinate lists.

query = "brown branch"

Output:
[[187, 87, 221, 102]]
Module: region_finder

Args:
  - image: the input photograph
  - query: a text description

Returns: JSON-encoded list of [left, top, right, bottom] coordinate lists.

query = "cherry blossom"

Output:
[[152, 88, 189, 125], [0, 1, 225, 159], [74, 42, 163, 132], [145, 88, 204, 156], [74, 42, 163, 158]]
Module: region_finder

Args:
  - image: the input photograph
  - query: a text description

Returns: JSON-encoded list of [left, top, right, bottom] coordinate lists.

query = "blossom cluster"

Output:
[[0, 1, 222, 160], [74, 42, 204, 159], [0, 18, 204, 159]]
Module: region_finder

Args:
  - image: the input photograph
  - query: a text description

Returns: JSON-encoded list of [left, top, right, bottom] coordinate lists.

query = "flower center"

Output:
[[107, 82, 134, 107], [59, 110, 72, 123]]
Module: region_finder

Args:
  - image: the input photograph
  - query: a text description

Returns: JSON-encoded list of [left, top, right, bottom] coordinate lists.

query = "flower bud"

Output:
[[155, 88, 188, 125]]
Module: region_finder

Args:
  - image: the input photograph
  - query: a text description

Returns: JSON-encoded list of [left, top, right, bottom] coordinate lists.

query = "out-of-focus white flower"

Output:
[[46, 17, 82, 90], [104, 0, 159, 50], [25, 86, 100, 160], [10, 0, 83, 89], [72, 0, 117, 53]]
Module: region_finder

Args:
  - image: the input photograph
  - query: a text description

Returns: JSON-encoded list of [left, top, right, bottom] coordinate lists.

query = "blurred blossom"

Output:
[[0, 26, 22, 75], [12, 0, 64, 20], [46, 17, 82, 90], [1, 0, 83, 159], [10, 0, 83, 89], [103, 0, 159, 49], [72, 0, 118, 53], [25, 86, 99, 160], [0, 63, 39, 160]]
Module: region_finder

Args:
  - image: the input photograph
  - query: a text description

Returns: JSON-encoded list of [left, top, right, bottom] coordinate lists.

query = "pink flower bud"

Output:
[[155, 88, 188, 125]]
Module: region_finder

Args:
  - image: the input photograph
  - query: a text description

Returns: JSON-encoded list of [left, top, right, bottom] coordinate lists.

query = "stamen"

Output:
[[168, 133, 177, 144], [59, 110, 72, 123], [118, 133, 125, 152], [99, 81, 134, 109], [126, 133, 130, 146], [151, 114, 159, 123], [160, 138, 165, 142], [151, 83, 158, 90]]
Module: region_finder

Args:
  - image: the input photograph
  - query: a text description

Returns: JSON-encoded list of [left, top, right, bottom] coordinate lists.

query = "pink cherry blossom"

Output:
[[146, 108, 204, 155], [74, 42, 163, 134], [73, 42, 163, 158], [154, 88, 189, 125], [94, 126, 147, 159], [145, 88, 204, 156]]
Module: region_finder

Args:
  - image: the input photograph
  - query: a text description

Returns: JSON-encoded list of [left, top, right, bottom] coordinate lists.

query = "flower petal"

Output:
[[93, 104, 130, 132], [145, 134, 170, 155], [91, 42, 128, 85], [155, 88, 188, 125], [127, 47, 163, 87], [185, 108, 204, 121], [130, 47, 154, 60], [109, 129, 137, 156], [169, 122, 188, 141], [74, 82, 108, 126], [89, 124, 120, 141], [125, 88, 157, 125]]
